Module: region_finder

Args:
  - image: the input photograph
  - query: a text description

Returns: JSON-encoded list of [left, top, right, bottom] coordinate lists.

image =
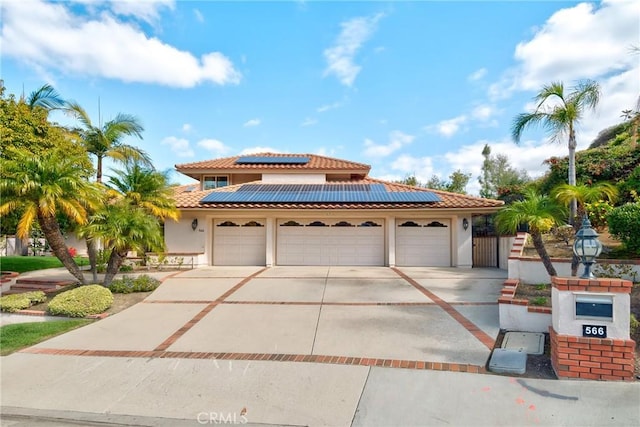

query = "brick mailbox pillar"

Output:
[[550, 277, 636, 381]]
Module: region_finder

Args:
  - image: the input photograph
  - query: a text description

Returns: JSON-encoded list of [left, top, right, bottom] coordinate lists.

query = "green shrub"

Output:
[[107, 275, 161, 294], [531, 297, 548, 306], [119, 264, 134, 273], [584, 200, 614, 231], [607, 202, 640, 255], [630, 314, 639, 335], [48, 285, 113, 317], [0, 291, 46, 313]]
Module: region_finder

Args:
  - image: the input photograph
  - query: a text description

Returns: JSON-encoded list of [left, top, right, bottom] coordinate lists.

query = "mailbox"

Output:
[[575, 295, 613, 320]]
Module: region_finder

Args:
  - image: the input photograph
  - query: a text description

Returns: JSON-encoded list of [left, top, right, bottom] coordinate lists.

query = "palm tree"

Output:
[[553, 182, 618, 225], [0, 148, 102, 284], [512, 80, 601, 222], [65, 102, 149, 183], [83, 202, 165, 287], [25, 84, 64, 111], [495, 190, 567, 278], [106, 161, 179, 222], [553, 182, 618, 276]]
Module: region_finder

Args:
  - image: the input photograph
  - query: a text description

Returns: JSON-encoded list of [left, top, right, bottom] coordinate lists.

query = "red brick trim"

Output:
[[550, 327, 636, 381], [392, 268, 496, 349], [153, 267, 269, 352], [20, 347, 486, 374], [498, 279, 552, 315], [551, 276, 632, 294]]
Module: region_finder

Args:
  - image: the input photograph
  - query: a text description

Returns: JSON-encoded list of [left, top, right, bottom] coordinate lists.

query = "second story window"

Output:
[[203, 175, 229, 190]]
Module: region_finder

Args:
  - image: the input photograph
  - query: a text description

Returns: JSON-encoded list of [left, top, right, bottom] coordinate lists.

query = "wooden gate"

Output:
[[472, 215, 499, 268]]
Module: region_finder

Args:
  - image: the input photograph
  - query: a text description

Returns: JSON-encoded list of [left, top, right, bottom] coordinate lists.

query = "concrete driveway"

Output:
[[3, 266, 640, 426], [22, 266, 504, 367]]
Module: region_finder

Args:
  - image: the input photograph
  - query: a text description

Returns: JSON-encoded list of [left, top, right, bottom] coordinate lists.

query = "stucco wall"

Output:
[[164, 216, 206, 254]]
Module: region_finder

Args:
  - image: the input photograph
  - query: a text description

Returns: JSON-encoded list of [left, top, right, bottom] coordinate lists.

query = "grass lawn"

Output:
[[0, 256, 89, 273], [0, 319, 93, 355]]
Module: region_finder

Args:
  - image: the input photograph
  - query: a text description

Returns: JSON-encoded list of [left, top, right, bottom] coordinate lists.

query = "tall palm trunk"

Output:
[[567, 130, 578, 224], [37, 213, 86, 284], [87, 239, 98, 283], [530, 230, 557, 278], [102, 249, 127, 287]]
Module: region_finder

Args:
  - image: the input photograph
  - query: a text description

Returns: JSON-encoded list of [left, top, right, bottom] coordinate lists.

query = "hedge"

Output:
[[0, 291, 47, 313], [48, 285, 113, 317]]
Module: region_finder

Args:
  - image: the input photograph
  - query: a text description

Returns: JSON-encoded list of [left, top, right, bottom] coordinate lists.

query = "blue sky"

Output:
[[1, 0, 638, 195]]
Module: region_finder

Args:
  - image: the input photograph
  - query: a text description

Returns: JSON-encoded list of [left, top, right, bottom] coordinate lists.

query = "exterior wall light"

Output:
[[462, 218, 469, 231], [191, 218, 198, 231], [572, 216, 602, 279]]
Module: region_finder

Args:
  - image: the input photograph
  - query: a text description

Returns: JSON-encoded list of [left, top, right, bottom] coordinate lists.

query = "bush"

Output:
[[607, 202, 640, 255], [0, 291, 46, 313], [584, 201, 614, 231], [48, 285, 113, 317], [107, 275, 161, 294], [630, 314, 639, 336], [552, 225, 574, 245]]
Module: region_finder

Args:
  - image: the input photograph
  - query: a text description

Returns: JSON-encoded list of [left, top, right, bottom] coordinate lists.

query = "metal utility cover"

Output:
[[489, 349, 527, 375], [501, 332, 545, 355]]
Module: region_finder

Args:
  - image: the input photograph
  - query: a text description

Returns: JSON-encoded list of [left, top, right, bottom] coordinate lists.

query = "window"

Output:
[[203, 176, 229, 190]]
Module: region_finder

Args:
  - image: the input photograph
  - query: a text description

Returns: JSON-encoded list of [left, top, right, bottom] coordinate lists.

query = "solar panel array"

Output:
[[235, 156, 310, 165], [200, 183, 441, 204]]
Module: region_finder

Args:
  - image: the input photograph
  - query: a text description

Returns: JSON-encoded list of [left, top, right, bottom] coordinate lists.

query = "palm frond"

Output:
[[27, 84, 64, 111]]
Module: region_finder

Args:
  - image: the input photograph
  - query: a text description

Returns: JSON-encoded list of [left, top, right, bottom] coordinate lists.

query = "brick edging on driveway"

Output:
[[20, 347, 487, 374]]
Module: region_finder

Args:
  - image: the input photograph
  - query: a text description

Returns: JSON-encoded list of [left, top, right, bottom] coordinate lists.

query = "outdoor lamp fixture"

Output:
[[462, 218, 469, 231], [191, 219, 198, 231], [572, 216, 603, 279]]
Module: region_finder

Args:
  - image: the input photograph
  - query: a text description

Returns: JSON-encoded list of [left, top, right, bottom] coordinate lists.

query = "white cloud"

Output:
[[389, 155, 436, 184], [239, 147, 284, 155], [193, 8, 204, 23], [109, 0, 175, 24], [301, 117, 318, 127], [468, 68, 487, 81], [197, 138, 230, 155], [317, 101, 342, 113], [363, 130, 414, 157], [471, 104, 496, 121], [0, 0, 241, 88], [428, 115, 467, 138], [181, 123, 192, 133], [243, 118, 261, 127], [162, 136, 194, 158], [323, 13, 384, 86], [489, 0, 639, 100]]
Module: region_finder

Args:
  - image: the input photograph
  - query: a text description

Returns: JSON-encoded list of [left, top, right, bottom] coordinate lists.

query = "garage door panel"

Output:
[[213, 220, 266, 266], [396, 219, 451, 267], [277, 219, 384, 266]]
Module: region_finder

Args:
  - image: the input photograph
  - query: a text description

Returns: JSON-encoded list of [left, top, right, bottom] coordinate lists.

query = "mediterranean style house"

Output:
[[167, 153, 503, 267]]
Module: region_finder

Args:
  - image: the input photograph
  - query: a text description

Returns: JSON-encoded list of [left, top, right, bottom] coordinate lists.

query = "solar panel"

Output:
[[200, 183, 441, 204], [235, 156, 310, 165]]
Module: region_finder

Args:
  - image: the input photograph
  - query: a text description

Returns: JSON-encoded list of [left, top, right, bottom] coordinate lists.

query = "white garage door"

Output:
[[213, 220, 266, 266], [396, 219, 451, 266], [277, 219, 384, 266]]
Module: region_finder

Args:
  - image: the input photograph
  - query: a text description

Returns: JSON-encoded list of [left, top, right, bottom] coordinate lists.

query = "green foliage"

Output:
[[107, 275, 161, 294], [0, 256, 88, 273], [535, 283, 549, 291], [584, 200, 614, 230], [0, 319, 92, 355], [606, 202, 640, 255], [531, 297, 548, 306], [479, 144, 530, 199], [48, 285, 113, 317], [119, 264, 134, 272], [0, 291, 47, 312], [426, 169, 471, 194], [631, 314, 639, 336], [588, 122, 629, 149], [593, 263, 639, 283]]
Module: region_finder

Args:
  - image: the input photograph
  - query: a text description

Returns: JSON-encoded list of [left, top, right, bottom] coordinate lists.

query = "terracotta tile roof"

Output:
[[176, 153, 371, 172], [173, 179, 504, 211]]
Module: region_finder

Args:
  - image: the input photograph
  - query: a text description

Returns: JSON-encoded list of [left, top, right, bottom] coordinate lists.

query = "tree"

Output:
[[82, 202, 165, 287], [426, 170, 471, 194], [512, 80, 601, 222], [0, 148, 101, 284], [66, 102, 148, 183], [553, 182, 618, 276], [25, 84, 65, 112], [479, 144, 530, 198], [495, 190, 567, 278], [106, 161, 179, 222]]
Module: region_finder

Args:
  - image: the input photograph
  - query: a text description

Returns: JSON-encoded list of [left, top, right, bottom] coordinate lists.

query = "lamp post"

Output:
[[572, 216, 603, 279]]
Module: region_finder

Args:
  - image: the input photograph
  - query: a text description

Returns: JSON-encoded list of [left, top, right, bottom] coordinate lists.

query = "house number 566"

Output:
[[583, 325, 606, 338]]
